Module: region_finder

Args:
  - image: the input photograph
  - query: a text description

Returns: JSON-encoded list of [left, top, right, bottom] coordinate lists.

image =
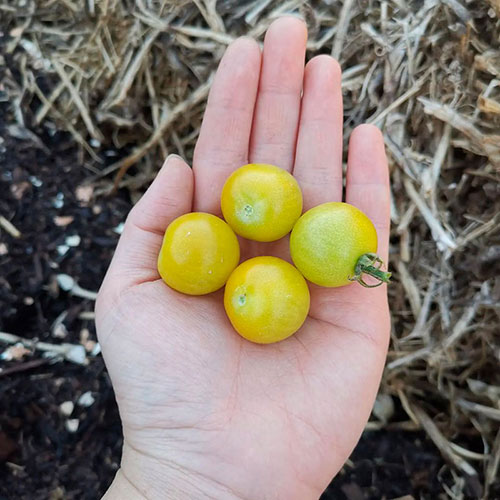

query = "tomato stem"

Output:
[[349, 253, 391, 288]]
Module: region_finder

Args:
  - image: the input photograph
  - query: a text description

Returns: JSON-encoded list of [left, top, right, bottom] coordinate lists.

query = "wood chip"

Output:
[[0, 215, 21, 238], [53, 215, 74, 227]]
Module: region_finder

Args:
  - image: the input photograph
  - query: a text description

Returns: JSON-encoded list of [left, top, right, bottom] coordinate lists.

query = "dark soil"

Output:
[[325, 430, 447, 500], [0, 100, 127, 499], [0, 101, 462, 500]]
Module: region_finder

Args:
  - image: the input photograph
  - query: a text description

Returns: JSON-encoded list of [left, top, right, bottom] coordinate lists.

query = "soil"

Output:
[[0, 99, 471, 500], [0, 99, 128, 499]]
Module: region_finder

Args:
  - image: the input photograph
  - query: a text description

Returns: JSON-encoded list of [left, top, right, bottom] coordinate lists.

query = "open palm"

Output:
[[97, 17, 390, 500]]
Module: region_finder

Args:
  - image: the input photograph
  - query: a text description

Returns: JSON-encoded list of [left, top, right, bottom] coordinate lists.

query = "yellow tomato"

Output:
[[221, 164, 303, 242], [224, 256, 310, 344], [158, 212, 240, 295], [290, 202, 389, 288]]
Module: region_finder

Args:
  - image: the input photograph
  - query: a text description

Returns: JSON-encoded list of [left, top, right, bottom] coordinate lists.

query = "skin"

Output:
[[221, 163, 303, 242], [98, 17, 390, 500], [224, 256, 310, 344]]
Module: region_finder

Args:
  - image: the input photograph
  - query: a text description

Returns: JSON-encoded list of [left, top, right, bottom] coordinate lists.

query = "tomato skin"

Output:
[[290, 202, 378, 287], [158, 212, 240, 295], [221, 164, 303, 242], [224, 256, 310, 344]]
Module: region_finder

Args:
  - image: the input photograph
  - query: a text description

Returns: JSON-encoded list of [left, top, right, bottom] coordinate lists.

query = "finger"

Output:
[[293, 55, 343, 210], [193, 37, 261, 213], [308, 124, 391, 341], [249, 17, 307, 171], [104, 155, 194, 291], [346, 124, 390, 261]]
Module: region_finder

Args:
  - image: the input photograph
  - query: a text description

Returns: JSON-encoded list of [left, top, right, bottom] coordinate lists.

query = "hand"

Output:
[[97, 17, 390, 500]]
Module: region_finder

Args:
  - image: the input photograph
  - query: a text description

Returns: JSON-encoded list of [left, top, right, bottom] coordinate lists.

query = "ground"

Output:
[[2, 104, 490, 500], [1, 1, 500, 498]]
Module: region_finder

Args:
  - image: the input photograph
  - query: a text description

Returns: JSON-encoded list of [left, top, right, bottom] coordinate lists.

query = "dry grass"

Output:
[[1, 0, 499, 497]]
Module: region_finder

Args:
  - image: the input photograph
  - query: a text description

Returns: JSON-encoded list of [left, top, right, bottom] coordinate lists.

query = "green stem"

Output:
[[349, 253, 392, 288]]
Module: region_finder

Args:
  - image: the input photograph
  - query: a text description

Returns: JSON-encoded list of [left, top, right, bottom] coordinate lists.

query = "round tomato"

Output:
[[224, 256, 310, 344], [158, 212, 240, 295], [221, 163, 303, 242], [290, 202, 390, 288]]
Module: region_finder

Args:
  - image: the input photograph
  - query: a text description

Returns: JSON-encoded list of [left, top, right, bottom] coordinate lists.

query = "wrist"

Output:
[[109, 441, 243, 500], [103, 469, 146, 500]]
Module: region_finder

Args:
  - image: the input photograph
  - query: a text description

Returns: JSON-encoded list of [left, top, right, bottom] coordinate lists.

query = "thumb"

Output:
[[100, 154, 193, 297]]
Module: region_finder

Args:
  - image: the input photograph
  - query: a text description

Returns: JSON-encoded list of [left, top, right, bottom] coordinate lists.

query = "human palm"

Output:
[[97, 17, 391, 500]]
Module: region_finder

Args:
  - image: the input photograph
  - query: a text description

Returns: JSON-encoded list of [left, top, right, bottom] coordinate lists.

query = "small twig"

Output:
[[404, 178, 457, 253], [418, 97, 500, 167], [91, 75, 213, 185], [0, 331, 87, 365], [486, 429, 500, 493], [331, 0, 357, 60], [30, 77, 101, 162], [422, 124, 451, 202], [401, 275, 438, 341], [53, 60, 103, 142], [245, 0, 273, 25], [34, 76, 70, 125], [438, 283, 488, 353], [368, 67, 433, 125], [56, 274, 98, 300], [171, 25, 234, 45], [396, 260, 422, 318], [108, 29, 162, 109], [455, 212, 500, 250], [0, 358, 54, 377], [78, 311, 96, 320], [457, 399, 500, 422], [412, 405, 478, 477], [387, 345, 432, 371]]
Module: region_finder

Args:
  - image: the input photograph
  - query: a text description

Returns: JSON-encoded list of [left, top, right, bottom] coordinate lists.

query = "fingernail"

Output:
[[162, 154, 185, 171], [165, 153, 183, 163]]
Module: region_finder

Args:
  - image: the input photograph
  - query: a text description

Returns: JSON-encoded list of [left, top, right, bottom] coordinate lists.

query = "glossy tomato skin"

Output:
[[221, 163, 303, 242], [224, 256, 310, 344], [158, 212, 240, 295], [290, 202, 377, 287]]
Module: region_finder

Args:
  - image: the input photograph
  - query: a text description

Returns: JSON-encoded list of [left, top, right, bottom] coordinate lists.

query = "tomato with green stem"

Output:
[[290, 202, 391, 288], [224, 256, 310, 344], [158, 212, 240, 295], [221, 163, 303, 242]]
